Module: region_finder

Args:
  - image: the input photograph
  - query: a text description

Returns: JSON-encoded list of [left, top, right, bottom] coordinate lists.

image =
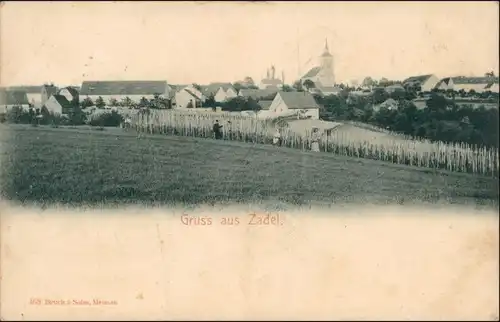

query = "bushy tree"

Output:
[[95, 96, 106, 109]]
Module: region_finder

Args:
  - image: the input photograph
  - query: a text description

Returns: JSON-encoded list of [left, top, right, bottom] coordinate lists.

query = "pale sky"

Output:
[[1, 1, 498, 87]]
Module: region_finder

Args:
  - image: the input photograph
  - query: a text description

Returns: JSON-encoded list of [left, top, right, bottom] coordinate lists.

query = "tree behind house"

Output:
[[81, 97, 94, 108], [95, 96, 106, 109]]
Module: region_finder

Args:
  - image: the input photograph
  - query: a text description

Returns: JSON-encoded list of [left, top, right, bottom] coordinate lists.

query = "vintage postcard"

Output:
[[0, 1, 498, 320]]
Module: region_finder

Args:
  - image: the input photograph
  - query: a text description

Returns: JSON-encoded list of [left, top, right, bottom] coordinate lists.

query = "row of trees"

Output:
[[80, 94, 170, 109], [1, 105, 123, 127], [317, 91, 498, 148]]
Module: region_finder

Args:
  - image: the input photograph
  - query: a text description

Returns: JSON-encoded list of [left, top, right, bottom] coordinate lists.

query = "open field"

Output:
[[132, 110, 499, 176], [0, 124, 497, 208]]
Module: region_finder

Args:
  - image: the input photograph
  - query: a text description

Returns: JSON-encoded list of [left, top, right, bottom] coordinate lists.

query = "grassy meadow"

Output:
[[0, 124, 498, 208]]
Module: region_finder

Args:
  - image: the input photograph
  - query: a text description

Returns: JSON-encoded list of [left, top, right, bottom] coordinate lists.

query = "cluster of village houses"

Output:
[[1, 40, 498, 121]]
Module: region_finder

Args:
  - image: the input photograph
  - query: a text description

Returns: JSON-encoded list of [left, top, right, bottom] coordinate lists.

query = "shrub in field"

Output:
[[4, 106, 32, 124], [87, 110, 123, 127]]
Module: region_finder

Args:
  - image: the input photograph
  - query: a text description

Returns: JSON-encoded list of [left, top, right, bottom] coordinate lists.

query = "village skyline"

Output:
[[2, 1, 499, 87]]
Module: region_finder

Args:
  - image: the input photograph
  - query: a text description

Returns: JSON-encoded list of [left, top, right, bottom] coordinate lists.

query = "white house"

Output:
[[0, 89, 30, 113], [173, 88, 203, 109], [43, 94, 73, 115], [58, 86, 79, 103], [402, 74, 439, 92], [267, 91, 320, 120], [79, 80, 172, 105], [41, 84, 58, 106], [183, 84, 205, 102], [202, 83, 238, 103], [434, 78, 454, 91]]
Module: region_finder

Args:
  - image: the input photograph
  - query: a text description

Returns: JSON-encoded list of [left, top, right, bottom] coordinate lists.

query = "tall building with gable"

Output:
[[300, 39, 336, 88]]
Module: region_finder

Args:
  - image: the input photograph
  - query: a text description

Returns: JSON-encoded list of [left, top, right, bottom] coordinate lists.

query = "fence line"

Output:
[[130, 109, 499, 177]]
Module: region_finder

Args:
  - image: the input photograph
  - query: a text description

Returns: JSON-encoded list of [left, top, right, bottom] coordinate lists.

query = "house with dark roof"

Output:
[[44, 94, 73, 115], [79, 80, 171, 105], [238, 88, 278, 100], [450, 76, 499, 93], [58, 86, 79, 104], [3, 85, 44, 107], [257, 100, 273, 110], [0, 89, 30, 113], [384, 84, 406, 94], [434, 77, 454, 91], [201, 83, 237, 103], [402, 74, 439, 92], [267, 91, 320, 120]]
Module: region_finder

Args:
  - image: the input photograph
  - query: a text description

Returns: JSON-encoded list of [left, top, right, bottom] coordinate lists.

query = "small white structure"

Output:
[[402, 74, 439, 92], [267, 91, 320, 120], [44, 94, 72, 115], [173, 88, 203, 109]]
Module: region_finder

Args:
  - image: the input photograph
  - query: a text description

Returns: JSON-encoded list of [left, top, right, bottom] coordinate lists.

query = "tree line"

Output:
[[316, 91, 498, 149]]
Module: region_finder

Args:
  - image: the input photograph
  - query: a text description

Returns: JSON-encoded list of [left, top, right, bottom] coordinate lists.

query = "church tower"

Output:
[[318, 38, 335, 86]]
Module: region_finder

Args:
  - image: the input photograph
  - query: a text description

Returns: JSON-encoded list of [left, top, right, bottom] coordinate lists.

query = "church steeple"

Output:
[[322, 38, 332, 57]]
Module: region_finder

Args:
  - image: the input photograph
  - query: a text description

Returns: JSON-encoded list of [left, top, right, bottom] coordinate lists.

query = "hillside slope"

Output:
[[0, 124, 497, 208]]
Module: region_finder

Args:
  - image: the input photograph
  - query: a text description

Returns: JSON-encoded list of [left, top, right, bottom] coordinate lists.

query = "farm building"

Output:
[[259, 65, 284, 90], [202, 83, 238, 103], [79, 80, 172, 105], [42, 84, 58, 106], [58, 86, 79, 103], [402, 74, 439, 92], [43, 94, 74, 115], [238, 88, 278, 100], [173, 88, 203, 109], [435, 77, 454, 91], [0, 89, 30, 113], [2, 85, 43, 107], [384, 84, 405, 94], [267, 91, 320, 120], [450, 76, 499, 93]]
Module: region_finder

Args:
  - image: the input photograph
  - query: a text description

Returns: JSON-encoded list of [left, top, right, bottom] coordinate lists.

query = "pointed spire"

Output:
[[325, 38, 329, 52]]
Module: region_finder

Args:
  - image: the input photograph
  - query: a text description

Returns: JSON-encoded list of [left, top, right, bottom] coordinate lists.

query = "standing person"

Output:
[[213, 120, 223, 139], [273, 128, 282, 146], [311, 127, 321, 152]]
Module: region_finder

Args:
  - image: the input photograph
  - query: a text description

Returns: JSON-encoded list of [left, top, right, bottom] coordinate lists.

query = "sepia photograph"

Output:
[[0, 1, 498, 320]]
